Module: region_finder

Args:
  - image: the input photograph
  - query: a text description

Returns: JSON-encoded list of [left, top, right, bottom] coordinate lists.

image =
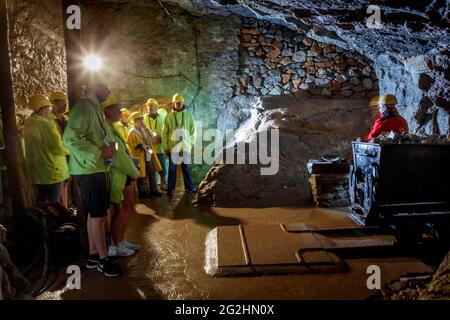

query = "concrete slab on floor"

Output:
[[206, 223, 396, 276]]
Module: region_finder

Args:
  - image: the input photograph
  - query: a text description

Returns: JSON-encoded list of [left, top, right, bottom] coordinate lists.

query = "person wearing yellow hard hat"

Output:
[[23, 95, 69, 204], [102, 95, 140, 257], [63, 84, 121, 277], [163, 93, 197, 198], [49, 91, 69, 135], [113, 107, 132, 144], [144, 98, 168, 190], [48, 91, 70, 208], [127, 112, 162, 198], [364, 94, 409, 141]]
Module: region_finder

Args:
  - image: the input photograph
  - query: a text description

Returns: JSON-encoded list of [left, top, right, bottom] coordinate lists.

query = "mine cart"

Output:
[[349, 141, 450, 243]]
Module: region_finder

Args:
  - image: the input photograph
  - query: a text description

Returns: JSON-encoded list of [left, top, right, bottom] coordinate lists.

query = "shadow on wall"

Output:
[[193, 94, 373, 207]]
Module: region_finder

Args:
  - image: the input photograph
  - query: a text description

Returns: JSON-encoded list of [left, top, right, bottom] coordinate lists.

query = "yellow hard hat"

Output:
[[379, 94, 397, 106], [120, 108, 131, 116], [146, 98, 158, 107], [101, 94, 120, 109], [29, 95, 51, 112], [49, 91, 68, 102], [130, 111, 143, 123], [172, 93, 184, 104], [369, 96, 380, 107]]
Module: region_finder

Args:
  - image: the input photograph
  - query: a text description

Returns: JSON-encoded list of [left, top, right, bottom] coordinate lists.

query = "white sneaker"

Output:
[[108, 245, 118, 257], [109, 244, 135, 257], [121, 240, 141, 251]]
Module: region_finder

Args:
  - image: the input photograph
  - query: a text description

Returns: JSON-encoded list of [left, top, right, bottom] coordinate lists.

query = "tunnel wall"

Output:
[[80, 2, 378, 183], [7, 0, 67, 117], [237, 18, 378, 99], [193, 95, 373, 207], [5, 1, 381, 189], [373, 54, 449, 136]]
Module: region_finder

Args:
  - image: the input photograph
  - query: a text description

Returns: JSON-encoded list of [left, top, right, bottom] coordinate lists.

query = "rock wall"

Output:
[[163, 0, 450, 136], [80, 2, 378, 184], [374, 54, 449, 136], [7, 0, 67, 115], [237, 18, 378, 98], [193, 95, 372, 207], [80, 1, 242, 182]]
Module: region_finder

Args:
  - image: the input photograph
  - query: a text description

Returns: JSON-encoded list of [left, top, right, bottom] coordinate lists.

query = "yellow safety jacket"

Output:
[[113, 121, 132, 143], [49, 112, 68, 135], [24, 114, 69, 185], [127, 126, 162, 178], [143, 108, 167, 154]]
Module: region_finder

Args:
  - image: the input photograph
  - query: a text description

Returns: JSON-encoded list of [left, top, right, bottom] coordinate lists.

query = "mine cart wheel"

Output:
[[349, 165, 356, 204], [371, 164, 378, 181], [363, 174, 375, 215], [395, 221, 424, 246]]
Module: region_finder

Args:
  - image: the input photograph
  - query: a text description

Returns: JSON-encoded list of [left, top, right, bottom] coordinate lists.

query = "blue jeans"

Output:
[[168, 152, 194, 195], [157, 153, 168, 185]]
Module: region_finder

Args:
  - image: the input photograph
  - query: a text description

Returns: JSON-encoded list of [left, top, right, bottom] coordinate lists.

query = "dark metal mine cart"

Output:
[[349, 141, 450, 243]]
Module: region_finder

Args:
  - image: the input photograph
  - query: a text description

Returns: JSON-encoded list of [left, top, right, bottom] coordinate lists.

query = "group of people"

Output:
[[22, 84, 197, 277]]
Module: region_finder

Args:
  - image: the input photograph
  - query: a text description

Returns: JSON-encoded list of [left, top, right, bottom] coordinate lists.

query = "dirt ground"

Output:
[[37, 186, 434, 300]]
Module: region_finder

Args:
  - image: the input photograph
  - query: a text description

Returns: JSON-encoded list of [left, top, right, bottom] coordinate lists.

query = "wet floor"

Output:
[[38, 188, 433, 300]]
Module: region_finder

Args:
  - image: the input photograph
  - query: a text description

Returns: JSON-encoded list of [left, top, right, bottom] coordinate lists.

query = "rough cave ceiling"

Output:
[[81, 0, 449, 130], [159, 0, 449, 60], [159, 0, 449, 130]]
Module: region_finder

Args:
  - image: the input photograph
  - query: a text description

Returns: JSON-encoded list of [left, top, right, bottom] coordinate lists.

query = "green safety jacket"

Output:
[[162, 108, 196, 153], [23, 114, 69, 184], [109, 123, 139, 204], [144, 108, 167, 154], [63, 92, 115, 175]]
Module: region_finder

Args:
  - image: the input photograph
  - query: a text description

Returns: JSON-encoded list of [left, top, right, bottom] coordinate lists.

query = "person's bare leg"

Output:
[[119, 185, 134, 242], [60, 182, 68, 208], [87, 218, 97, 255], [89, 217, 108, 259]]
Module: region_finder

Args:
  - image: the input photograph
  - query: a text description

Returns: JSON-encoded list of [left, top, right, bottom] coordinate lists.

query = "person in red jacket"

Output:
[[364, 94, 409, 141]]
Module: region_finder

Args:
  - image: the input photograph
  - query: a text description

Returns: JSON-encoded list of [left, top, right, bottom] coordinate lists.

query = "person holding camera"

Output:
[[127, 112, 162, 198]]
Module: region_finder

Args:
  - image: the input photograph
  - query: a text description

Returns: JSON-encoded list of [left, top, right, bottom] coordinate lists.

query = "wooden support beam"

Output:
[[0, 0, 29, 215], [61, 0, 83, 108]]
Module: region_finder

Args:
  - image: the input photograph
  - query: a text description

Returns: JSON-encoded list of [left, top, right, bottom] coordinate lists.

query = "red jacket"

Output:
[[364, 113, 409, 141]]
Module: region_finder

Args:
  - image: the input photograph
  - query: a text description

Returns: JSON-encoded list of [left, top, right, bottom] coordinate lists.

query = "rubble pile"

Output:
[[419, 250, 450, 300], [374, 250, 450, 300], [375, 274, 433, 300], [367, 131, 450, 145]]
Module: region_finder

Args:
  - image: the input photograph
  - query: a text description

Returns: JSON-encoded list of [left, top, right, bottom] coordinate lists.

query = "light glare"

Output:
[[83, 54, 102, 71]]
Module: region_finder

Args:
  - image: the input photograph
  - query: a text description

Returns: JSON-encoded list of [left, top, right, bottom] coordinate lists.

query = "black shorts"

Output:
[[72, 172, 110, 218]]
